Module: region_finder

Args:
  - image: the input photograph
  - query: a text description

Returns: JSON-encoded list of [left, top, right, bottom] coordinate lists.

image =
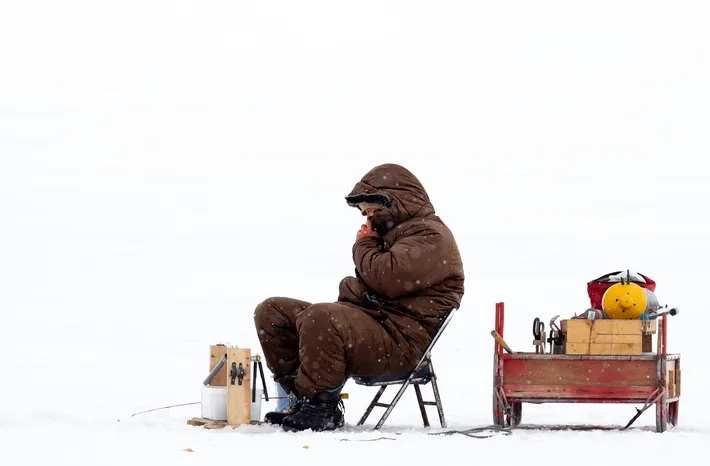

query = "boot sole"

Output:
[[281, 424, 341, 433], [281, 417, 344, 433]]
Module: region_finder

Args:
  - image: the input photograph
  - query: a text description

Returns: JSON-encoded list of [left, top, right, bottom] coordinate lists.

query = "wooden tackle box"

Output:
[[561, 319, 656, 356]]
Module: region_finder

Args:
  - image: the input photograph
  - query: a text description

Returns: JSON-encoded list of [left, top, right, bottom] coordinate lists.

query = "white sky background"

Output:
[[1, 0, 710, 449]]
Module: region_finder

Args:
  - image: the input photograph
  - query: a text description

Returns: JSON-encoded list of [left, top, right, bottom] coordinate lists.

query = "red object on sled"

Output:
[[586, 271, 657, 310]]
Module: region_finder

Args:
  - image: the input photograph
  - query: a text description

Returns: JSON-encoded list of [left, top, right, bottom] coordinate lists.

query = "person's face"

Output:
[[363, 207, 379, 217]]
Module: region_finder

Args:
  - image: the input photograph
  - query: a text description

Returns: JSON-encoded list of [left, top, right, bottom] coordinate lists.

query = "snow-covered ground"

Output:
[[2, 2, 709, 465]]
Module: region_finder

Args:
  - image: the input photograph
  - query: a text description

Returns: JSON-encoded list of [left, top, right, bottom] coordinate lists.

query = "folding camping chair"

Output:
[[352, 307, 457, 430]]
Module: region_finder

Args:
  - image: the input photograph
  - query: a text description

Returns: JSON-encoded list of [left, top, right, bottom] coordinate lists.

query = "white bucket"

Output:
[[200, 385, 263, 422], [201, 385, 227, 421]]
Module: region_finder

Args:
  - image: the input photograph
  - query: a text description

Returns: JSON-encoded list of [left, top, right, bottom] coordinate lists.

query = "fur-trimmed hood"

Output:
[[345, 164, 436, 234]]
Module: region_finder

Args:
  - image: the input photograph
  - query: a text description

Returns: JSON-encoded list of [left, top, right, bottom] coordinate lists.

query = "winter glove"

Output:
[[369, 208, 397, 236], [338, 276, 379, 310]]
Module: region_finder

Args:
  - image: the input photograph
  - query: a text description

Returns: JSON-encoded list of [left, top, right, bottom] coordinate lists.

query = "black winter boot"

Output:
[[264, 376, 300, 425], [281, 390, 345, 432], [264, 398, 303, 425]]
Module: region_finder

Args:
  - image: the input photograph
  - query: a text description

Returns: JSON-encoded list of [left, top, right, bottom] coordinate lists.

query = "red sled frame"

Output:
[[492, 302, 680, 432]]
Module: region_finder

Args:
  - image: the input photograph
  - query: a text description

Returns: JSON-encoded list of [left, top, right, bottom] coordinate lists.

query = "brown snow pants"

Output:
[[254, 297, 425, 397]]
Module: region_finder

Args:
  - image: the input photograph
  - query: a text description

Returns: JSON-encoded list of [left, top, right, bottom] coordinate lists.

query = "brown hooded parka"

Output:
[[254, 164, 464, 398]]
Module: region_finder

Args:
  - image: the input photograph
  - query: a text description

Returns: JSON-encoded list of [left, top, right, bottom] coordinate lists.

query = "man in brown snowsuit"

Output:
[[253, 163, 465, 431]]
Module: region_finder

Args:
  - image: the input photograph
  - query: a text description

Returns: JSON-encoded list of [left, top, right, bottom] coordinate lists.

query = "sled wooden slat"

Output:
[[504, 384, 656, 400], [502, 357, 657, 387]]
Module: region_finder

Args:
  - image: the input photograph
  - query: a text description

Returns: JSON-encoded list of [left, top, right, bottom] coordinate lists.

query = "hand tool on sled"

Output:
[[532, 317, 546, 354], [491, 330, 515, 354], [647, 307, 679, 319], [547, 315, 563, 354]]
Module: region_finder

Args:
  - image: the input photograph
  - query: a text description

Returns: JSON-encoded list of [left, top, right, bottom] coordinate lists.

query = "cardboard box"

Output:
[[562, 319, 643, 355]]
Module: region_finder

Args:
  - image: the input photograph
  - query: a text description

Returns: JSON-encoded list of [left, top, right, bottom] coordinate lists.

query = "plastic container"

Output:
[[201, 385, 227, 421], [200, 385, 263, 422]]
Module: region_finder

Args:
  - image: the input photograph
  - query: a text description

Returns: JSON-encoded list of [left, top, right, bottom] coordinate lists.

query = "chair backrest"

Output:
[[410, 307, 458, 373]]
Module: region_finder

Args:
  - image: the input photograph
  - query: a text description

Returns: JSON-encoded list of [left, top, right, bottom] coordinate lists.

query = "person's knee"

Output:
[[296, 303, 344, 336], [255, 297, 309, 331], [254, 297, 281, 327]]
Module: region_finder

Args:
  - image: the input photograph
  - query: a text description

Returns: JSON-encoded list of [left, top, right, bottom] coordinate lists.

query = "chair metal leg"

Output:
[[413, 384, 430, 427], [357, 385, 387, 426], [373, 377, 415, 430], [355, 308, 457, 430], [430, 372, 446, 428]]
